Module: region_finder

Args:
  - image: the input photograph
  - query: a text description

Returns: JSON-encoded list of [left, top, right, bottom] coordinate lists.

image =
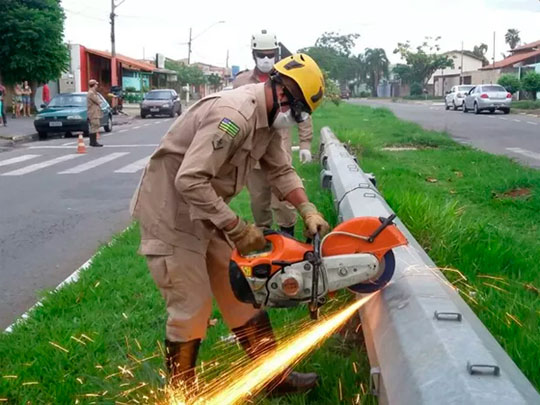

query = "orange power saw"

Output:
[[230, 215, 408, 319]]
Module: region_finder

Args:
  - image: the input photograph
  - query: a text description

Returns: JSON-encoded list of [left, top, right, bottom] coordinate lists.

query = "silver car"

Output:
[[462, 84, 512, 114], [445, 85, 474, 110]]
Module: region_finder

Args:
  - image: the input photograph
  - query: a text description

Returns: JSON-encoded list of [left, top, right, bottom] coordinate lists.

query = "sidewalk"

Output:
[[0, 112, 135, 147]]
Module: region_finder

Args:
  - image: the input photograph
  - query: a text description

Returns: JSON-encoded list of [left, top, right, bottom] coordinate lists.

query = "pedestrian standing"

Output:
[[14, 84, 23, 118], [22, 81, 32, 117], [131, 53, 328, 393], [0, 82, 7, 126], [42, 83, 50, 105], [87, 79, 103, 147], [233, 30, 314, 237]]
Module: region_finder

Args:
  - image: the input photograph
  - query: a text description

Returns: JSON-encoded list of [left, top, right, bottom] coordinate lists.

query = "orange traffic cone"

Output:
[[77, 134, 86, 154]]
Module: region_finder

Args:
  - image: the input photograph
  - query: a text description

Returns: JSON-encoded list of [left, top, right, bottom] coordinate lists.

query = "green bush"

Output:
[[521, 72, 540, 100], [410, 82, 423, 96], [497, 74, 521, 94]]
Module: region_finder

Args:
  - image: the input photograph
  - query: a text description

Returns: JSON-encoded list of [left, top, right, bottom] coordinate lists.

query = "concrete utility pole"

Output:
[[460, 41, 464, 84], [492, 31, 496, 66], [186, 21, 225, 65], [187, 27, 193, 65], [110, 0, 126, 86]]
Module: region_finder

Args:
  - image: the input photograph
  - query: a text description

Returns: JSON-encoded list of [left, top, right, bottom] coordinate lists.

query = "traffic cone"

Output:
[[77, 134, 86, 154]]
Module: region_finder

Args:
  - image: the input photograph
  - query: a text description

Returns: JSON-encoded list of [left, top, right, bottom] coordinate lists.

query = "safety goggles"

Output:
[[254, 51, 277, 59], [282, 86, 310, 123]]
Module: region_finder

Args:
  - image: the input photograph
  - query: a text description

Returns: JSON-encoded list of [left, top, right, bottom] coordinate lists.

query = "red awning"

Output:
[[86, 48, 156, 72]]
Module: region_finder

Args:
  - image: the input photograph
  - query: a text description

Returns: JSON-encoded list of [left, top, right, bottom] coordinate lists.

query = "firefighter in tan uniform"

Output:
[[233, 30, 313, 237], [131, 53, 329, 394], [86, 79, 103, 147]]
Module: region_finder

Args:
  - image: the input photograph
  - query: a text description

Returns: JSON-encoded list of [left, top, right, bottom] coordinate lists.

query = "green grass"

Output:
[[2, 101, 539, 403], [512, 100, 540, 110]]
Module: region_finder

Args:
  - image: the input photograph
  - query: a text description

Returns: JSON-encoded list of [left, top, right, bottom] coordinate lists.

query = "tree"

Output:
[[314, 32, 360, 57], [505, 29, 521, 50], [206, 73, 222, 92], [165, 59, 205, 87], [497, 74, 521, 94], [393, 37, 454, 86], [521, 72, 540, 100], [0, 0, 69, 86], [472, 43, 489, 66], [364, 48, 389, 96]]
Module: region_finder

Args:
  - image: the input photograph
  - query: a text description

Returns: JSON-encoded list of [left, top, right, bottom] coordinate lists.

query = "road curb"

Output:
[[3, 225, 131, 334]]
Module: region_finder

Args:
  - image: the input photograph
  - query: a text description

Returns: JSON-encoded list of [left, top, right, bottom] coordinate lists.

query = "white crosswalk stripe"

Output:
[[0, 154, 40, 168], [59, 152, 130, 174], [2, 154, 82, 176], [114, 156, 150, 173]]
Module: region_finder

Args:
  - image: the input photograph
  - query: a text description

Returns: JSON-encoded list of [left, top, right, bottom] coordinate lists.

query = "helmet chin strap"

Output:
[[268, 79, 281, 126]]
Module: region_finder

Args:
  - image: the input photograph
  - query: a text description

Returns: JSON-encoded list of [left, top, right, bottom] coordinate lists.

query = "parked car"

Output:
[[340, 88, 350, 99], [462, 84, 512, 114], [445, 85, 474, 110], [140, 89, 181, 118], [34, 92, 113, 140]]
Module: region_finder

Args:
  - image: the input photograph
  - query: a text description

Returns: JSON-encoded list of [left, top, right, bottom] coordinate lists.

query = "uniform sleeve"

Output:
[[259, 130, 304, 200], [175, 107, 248, 229], [89, 92, 101, 106], [298, 116, 313, 151]]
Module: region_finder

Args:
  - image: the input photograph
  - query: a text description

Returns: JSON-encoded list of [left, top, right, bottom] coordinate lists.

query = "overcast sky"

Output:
[[61, 0, 540, 70]]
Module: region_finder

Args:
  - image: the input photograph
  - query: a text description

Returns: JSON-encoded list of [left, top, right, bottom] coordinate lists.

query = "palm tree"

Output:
[[505, 29, 521, 50], [364, 48, 389, 97]]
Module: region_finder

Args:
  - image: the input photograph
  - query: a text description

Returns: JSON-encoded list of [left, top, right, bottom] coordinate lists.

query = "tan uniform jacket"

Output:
[[130, 83, 303, 253], [232, 69, 313, 150], [87, 89, 103, 120]]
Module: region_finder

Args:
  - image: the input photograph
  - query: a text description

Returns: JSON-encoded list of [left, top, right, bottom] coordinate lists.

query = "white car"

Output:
[[445, 85, 475, 110]]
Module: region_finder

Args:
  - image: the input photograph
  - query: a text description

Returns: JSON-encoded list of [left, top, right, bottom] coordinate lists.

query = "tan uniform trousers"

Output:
[[246, 132, 296, 229], [145, 234, 259, 342]]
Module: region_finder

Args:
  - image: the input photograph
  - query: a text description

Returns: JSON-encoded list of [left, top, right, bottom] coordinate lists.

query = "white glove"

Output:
[[299, 149, 312, 163]]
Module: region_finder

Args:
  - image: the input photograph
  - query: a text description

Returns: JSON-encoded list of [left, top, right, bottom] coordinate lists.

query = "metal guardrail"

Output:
[[319, 126, 540, 405]]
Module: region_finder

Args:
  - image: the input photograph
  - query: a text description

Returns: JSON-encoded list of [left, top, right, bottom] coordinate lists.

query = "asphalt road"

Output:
[[350, 99, 540, 169], [0, 116, 174, 330]]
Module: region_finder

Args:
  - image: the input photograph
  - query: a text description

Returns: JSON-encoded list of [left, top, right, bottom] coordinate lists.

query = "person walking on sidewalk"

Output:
[[233, 30, 314, 237], [87, 79, 103, 147], [13, 83, 23, 118], [131, 53, 328, 394]]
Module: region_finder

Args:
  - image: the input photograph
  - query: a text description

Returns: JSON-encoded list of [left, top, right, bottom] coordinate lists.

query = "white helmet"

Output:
[[251, 30, 278, 51]]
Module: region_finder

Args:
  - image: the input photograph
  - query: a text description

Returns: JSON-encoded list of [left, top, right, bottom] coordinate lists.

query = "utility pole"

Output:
[[187, 27, 192, 65], [110, 0, 126, 87], [460, 41, 464, 84], [226, 49, 229, 68], [492, 31, 496, 66]]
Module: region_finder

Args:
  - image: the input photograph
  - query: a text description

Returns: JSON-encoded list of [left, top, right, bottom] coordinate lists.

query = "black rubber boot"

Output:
[[165, 339, 201, 391], [232, 311, 318, 395], [279, 225, 295, 237], [89, 133, 103, 147]]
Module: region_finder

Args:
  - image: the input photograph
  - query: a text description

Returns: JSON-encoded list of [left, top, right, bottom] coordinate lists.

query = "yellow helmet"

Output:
[[273, 53, 325, 113]]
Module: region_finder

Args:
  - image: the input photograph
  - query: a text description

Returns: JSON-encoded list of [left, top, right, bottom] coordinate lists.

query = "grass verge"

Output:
[[512, 100, 540, 110]]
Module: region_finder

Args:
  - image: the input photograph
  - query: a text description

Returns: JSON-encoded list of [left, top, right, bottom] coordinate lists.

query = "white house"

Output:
[[429, 51, 485, 96]]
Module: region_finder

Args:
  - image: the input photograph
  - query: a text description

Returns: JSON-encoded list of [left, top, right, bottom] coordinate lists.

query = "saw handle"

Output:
[[367, 214, 397, 243], [309, 233, 322, 320]]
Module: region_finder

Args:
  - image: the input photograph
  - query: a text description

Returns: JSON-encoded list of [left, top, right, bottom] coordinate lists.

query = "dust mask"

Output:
[[256, 56, 275, 73], [272, 110, 296, 129]]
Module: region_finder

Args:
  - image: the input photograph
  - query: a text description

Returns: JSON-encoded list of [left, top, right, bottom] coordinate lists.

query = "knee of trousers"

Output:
[[165, 295, 213, 342]]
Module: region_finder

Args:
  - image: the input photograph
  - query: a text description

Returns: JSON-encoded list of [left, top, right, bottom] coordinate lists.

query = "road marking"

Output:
[[0, 154, 40, 168], [487, 116, 495, 119], [28, 144, 159, 149], [500, 117, 508, 121], [143, 123, 151, 127], [118, 129, 128, 133], [115, 156, 150, 173], [154, 121, 161, 124], [2, 154, 81, 176], [59, 152, 129, 174], [507, 147, 540, 161], [62, 141, 77, 146], [526, 121, 538, 126], [512, 119, 521, 122], [133, 126, 141, 129]]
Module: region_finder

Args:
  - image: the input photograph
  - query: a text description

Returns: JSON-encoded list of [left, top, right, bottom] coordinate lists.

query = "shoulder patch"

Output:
[[218, 118, 240, 138]]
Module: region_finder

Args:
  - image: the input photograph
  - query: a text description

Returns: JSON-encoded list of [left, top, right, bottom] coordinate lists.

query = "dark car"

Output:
[[140, 89, 181, 118], [34, 92, 113, 140]]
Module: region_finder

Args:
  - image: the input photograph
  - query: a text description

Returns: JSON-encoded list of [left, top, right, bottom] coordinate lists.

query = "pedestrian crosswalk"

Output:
[[0, 152, 152, 176]]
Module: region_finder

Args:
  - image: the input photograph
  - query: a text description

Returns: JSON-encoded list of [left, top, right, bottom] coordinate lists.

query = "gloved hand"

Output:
[[299, 149, 312, 164], [225, 219, 266, 256], [297, 202, 330, 238]]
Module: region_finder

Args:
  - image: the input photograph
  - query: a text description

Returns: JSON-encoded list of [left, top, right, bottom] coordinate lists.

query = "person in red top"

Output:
[[42, 83, 50, 104]]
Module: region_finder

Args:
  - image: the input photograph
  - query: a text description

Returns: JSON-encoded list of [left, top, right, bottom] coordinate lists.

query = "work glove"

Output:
[[297, 202, 330, 239], [299, 149, 312, 164], [225, 219, 266, 256]]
